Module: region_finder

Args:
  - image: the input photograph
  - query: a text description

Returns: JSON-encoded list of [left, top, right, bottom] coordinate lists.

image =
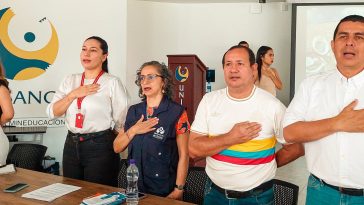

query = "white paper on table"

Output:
[[22, 183, 81, 202], [0, 164, 16, 175]]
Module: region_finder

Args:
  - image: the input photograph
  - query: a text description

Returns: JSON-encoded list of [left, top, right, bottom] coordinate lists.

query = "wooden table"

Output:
[[0, 168, 194, 205]]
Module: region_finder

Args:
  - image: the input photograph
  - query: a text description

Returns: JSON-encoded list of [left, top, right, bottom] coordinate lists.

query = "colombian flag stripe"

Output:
[[219, 147, 275, 159], [208, 136, 277, 165], [211, 153, 275, 165], [227, 137, 276, 152]]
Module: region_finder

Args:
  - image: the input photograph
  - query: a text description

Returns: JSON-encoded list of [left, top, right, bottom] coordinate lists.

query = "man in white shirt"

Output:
[[189, 45, 303, 205], [283, 15, 364, 205]]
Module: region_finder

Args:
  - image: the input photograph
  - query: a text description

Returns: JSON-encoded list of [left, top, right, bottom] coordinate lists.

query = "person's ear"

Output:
[[331, 40, 335, 53], [252, 63, 258, 72], [102, 53, 108, 62], [161, 78, 166, 92], [252, 63, 258, 82]]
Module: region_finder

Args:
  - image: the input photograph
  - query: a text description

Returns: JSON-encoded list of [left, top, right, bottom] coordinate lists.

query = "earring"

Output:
[[162, 89, 165, 93]]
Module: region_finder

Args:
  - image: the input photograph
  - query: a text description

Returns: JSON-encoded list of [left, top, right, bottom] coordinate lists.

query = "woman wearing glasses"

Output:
[[0, 63, 14, 166], [47, 36, 128, 186], [114, 61, 189, 200]]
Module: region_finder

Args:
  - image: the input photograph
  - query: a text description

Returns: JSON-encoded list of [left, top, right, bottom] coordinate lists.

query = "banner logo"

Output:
[[0, 7, 59, 80], [175, 65, 189, 82]]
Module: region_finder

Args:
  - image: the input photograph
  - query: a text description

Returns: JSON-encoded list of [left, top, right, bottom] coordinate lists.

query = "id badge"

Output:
[[75, 113, 84, 128]]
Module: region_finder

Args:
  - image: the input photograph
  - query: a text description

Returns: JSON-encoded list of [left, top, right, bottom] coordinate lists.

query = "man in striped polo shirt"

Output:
[[189, 45, 303, 205]]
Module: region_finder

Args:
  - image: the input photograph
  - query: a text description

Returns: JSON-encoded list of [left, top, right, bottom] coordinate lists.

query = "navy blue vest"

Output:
[[124, 97, 184, 196]]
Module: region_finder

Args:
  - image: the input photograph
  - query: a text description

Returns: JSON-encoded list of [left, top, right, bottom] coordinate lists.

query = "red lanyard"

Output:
[[77, 70, 104, 110]]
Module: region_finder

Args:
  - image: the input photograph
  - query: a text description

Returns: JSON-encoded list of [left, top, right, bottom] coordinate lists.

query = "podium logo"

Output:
[[175, 65, 189, 82], [0, 7, 59, 80]]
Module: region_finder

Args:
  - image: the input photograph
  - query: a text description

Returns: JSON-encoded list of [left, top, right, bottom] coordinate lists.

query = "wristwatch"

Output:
[[175, 184, 185, 190]]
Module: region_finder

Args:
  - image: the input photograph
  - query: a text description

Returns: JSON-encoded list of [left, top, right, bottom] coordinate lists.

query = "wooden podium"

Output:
[[167, 54, 207, 123], [167, 55, 207, 167]]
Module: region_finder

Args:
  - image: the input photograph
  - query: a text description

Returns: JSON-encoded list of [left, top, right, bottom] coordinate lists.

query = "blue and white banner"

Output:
[[0, 0, 126, 128], [0, 0, 126, 161]]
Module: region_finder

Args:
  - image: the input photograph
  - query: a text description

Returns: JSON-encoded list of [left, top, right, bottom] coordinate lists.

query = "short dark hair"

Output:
[[0, 62, 9, 90], [238, 41, 249, 46], [135, 61, 174, 101], [86, 36, 109, 73], [333, 15, 364, 40], [222, 45, 255, 67]]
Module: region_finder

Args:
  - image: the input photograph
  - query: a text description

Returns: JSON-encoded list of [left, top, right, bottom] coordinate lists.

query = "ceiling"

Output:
[[139, 0, 364, 3], [138, 0, 286, 3]]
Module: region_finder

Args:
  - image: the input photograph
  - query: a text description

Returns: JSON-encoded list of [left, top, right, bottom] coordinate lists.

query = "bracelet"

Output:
[[175, 184, 185, 191]]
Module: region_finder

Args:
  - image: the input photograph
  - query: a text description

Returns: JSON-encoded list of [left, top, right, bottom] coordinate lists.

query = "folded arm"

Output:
[[113, 115, 159, 153], [275, 143, 304, 167], [284, 99, 364, 143]]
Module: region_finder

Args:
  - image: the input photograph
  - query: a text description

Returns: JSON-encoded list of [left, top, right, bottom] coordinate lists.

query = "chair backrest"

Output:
[[183, 166, 208, 205], [273, 179, 299, 205], [117, 158, 128, 189], [6, 143, 47, 171]]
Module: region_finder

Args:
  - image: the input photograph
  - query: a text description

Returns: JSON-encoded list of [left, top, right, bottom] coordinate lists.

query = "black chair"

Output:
[[6, 143, 47, 171], [183, 166, 208, 205], [273, 179, 299, 205], [117, 158, 128, 189], [4, 125, 18, 142]]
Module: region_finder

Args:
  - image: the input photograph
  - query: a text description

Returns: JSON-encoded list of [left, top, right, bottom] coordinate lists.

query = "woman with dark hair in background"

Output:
[[256, 46, 283, 97], [114, 61, 189, 200], [47, 36, 128, 186], [0, 63, 14, 166]]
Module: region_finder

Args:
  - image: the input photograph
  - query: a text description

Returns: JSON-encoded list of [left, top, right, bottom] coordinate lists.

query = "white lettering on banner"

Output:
[[5, 117, 65, 127], [0, 0, 126, 163], [12, 91, 55, 104], [179, 84, 184, 105]]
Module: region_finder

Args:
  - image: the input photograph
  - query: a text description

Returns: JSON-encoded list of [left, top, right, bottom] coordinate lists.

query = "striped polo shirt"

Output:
[[191, 87, 286, 191]]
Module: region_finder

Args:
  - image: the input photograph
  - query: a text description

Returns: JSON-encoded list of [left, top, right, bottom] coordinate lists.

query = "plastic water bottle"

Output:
[[126, 159, 139, 205], [206, 82, 212, 93]]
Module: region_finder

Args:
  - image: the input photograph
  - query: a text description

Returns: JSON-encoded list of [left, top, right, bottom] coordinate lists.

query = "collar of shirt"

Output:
[[142, 96, 169, 117], [336, 68, 364, 89], [225, 86, 256, 102]]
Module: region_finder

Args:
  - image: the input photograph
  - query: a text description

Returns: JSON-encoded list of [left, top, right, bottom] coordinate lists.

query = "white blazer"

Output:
[[0, 127, 9, 166]]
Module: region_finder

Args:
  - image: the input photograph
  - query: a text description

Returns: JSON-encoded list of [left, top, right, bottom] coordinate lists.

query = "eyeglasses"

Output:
[[137, 74, 162, 83]]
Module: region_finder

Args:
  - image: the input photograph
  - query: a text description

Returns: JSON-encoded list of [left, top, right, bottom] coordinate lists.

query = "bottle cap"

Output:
[[129, 159, 135, 164]]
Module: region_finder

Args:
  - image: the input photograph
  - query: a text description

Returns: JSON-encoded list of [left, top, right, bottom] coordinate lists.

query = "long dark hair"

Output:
[[0, 61, 9, 90], [135, 61, 174, 101], [86, 36, 109, 73], [256, 46, 272, 81]]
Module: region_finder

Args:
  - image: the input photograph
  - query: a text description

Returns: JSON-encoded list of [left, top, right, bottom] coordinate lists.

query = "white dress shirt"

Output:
[[0, 127, 9, 165], [283, 69, 364, 189], [47, 73, 128, 134]]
